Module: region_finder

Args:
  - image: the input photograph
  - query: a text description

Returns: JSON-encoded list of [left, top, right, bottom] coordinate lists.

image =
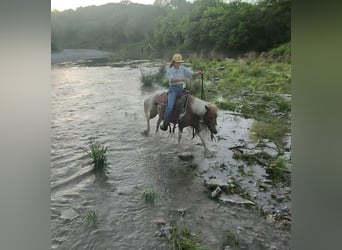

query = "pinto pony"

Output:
[[143, 91, 218, 150]]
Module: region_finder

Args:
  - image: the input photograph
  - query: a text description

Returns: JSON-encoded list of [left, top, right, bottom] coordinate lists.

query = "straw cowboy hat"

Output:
[[172, 53, 184, 63]]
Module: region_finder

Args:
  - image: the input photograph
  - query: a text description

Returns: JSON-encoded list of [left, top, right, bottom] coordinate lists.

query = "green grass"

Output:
[[249, 120, 289, 153], [141, 188, 158, 204], [266, 156, 290, 183], [232, 150, 273, 166], [140, 73, 154, 87], [266, 42, 291, 57], [82, 210, 102, 229], [88, 143, 108, 171], [168, 225, 207, 250], [140, 65, 168, 87], [225, 230, 248, 249]]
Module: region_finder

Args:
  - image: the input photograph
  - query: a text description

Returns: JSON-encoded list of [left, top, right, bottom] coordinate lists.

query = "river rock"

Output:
[[218, 194, 255, 206], [178, 152, 194, 161], [152, 218, 167, 226], [204, 179, 228, 189], [210, 186, 222, 198], [263, 147, 279, 158], [117, 186, 136, 195], [158, 223, 173, 240], [283, 134, 291, 152], [60, 208, 79, 221], [177, 207, 189, 216]]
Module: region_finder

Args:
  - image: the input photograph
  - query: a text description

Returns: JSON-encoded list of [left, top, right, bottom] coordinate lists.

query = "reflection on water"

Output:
[[51, 61, 290, 249]]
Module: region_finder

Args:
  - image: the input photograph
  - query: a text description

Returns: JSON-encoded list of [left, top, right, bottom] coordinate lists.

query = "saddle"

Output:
[[155, 89, 190, 125]]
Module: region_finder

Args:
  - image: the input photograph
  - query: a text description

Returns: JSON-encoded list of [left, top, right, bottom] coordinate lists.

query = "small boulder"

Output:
[[60, 208, 79, 221], [218, 194, 255, 206], [178, 152, 194, 161], [204, 179, 228, 190]]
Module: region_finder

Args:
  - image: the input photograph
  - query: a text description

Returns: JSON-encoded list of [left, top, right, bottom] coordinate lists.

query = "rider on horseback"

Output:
[[160, 53, 203, 131]]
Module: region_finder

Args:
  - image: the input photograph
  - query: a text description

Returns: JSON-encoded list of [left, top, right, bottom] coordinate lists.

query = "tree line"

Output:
[[51, 0, 290, 58]]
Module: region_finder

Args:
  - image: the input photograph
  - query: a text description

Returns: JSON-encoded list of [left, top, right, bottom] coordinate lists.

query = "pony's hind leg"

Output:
[[143, 99, 151, 135], [156, 116, 162, 132], [141, 119, 150, 136], [146, 119, 150, 133]]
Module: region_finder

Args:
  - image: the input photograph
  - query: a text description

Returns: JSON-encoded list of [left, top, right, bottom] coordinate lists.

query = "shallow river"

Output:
[[51, 51, 290, 250]]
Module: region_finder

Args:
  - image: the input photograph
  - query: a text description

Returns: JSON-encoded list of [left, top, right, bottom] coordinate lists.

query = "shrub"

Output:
[[140, 66, 168, 87]]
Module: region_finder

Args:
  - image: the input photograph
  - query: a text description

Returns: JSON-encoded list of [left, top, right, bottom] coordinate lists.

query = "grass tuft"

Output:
[[88, 142, 108, 171], [266, 156, 289, 183], [168, 225, 206, 250], [141, 188, 158, 204], [82, 210, 102, 229], [140, 66, 168, 87]]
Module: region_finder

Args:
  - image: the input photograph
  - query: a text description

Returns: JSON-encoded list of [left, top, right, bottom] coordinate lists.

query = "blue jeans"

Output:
[[163, 86, 184, 124]]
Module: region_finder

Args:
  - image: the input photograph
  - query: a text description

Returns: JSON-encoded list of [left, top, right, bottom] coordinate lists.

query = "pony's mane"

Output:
[[189, 96, 209, 116]]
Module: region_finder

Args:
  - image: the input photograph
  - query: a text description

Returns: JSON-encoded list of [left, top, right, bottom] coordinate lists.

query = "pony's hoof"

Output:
[[204, 149, 215, 158], [141, 130, 149, 136]]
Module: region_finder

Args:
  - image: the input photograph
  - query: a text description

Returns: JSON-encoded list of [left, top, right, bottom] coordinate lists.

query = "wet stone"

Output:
[[276, 195, 287, 202], [158, 224, 173, 240], [177, 207, 189, 217], [218, 194, 255, 206], [210, 186, 222, 198], [60, 208, 79, 221], [178, 152, 194, 161], [117, 186, 137, 195], [263, 179, 273, 184], [152, 218, 167, 226], [204, 179, 228, 189], [263, 147, 279, 158], [283, 133, 292, 151]]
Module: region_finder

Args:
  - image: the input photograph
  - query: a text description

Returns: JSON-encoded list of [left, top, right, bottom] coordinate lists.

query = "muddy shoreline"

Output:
[[169, 111, 291, 249]]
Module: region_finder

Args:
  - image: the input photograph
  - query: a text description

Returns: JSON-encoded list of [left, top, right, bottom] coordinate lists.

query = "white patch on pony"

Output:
[[190, 97, 208, 116]]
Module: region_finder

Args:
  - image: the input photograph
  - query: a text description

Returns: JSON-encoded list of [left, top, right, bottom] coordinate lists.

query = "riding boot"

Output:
[[160, 120, 169, 131]]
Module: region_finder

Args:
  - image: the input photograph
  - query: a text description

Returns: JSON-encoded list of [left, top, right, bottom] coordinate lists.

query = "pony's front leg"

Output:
[[197, 131, 208, 151]]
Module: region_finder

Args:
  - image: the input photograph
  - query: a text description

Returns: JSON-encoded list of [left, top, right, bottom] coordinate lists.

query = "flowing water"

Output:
[[51, 51, 290, 250]]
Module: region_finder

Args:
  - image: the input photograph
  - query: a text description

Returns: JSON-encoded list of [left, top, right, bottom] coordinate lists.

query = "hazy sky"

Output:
[[51, 0, 155, 11]]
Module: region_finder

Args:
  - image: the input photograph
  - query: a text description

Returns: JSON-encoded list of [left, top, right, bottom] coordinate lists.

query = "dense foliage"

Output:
[[51, 0, 291, 57]]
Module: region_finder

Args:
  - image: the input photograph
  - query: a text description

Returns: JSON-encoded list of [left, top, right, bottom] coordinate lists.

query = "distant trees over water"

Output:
[[51, 0, 290, 57]]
